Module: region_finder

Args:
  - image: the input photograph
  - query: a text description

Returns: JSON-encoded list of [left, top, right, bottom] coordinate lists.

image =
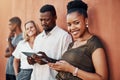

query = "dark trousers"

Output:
[[6, 74, 16, 80]]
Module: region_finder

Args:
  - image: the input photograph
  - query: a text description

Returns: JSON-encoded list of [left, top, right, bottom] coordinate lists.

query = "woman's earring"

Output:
[[86, 23, 88, 27]]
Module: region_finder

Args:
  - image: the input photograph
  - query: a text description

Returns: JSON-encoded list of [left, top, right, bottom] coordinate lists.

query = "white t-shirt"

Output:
[[12, 40, 33, 69], [31, 26, 72, 80]]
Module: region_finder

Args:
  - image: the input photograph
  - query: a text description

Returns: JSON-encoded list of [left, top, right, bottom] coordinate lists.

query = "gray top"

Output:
[[6, 33, 23, 75]]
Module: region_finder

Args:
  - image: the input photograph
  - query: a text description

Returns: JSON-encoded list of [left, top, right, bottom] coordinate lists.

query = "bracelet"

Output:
[[73, 67, 78, 76]]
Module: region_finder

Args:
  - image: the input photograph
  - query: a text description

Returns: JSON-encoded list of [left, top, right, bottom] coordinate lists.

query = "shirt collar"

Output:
[[42, 26, 58, 37]]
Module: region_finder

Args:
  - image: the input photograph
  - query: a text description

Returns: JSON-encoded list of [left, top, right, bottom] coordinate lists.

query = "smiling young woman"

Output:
[[49, 1, 108, 80], [12, 20, 40, 80]]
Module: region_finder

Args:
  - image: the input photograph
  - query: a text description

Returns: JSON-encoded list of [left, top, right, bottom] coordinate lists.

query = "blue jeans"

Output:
[[16, 69, 33, 80]]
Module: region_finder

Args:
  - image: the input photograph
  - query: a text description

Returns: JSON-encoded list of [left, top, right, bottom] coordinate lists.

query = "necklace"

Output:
[[72, 34, 93, 48]]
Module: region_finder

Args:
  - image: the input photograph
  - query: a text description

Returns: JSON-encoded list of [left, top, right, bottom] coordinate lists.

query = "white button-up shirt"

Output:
[[31, 26, 72, 80], [12, 40, 33, 69]]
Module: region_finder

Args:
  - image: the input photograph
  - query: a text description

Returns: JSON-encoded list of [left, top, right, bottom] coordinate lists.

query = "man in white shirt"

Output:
[[30, 4, 72, 80]]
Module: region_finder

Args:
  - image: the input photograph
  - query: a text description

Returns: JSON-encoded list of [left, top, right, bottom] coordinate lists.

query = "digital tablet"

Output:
[[22, 52, 43, 56], [22, 52, 48, 63], [22, 52, 35, 56]]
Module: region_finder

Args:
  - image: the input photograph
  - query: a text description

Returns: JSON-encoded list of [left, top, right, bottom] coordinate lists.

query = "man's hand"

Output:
[[37, 51, 58, 63], [8, 31, 15, 42], [32, 53, 47, 65], [27, 56, 36, 65]]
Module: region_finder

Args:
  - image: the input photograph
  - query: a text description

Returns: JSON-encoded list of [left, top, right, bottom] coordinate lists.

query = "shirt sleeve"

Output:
[[12, 41, 22, 59], [88, 36, 104, 56], [33, 34, 41, 53], [61, 33, 73, 55]]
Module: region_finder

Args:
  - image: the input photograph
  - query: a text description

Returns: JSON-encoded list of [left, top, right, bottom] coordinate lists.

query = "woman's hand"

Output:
[[48, 60, 74, 72]]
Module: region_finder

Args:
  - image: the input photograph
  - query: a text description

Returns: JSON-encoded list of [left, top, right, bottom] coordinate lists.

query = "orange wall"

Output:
[[0, 0, 120, 80], [84, 0, 120, 80]]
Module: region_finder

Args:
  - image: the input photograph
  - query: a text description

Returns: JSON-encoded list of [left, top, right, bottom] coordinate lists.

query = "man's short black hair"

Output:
[[9, 16, 22, 28], [40, 4, 56, 16]]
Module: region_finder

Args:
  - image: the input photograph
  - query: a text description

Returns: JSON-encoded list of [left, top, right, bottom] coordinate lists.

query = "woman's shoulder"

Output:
[[88, 35, 103, 46], [86, 35, 104, 54]]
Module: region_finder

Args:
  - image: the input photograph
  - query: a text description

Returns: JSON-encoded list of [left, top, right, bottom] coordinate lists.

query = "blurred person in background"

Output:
[[5, 16, 23, 80]]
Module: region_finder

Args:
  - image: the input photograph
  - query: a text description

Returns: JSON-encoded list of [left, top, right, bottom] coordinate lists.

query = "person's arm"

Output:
[[5, 47, 11, 57], [12, 42, 21, 76], [49, 48, 108, 80], [4, 45, 15, 58], [73, 48, 108, 80], [13, 58, 20, 76], [5, 32, 15, 58]]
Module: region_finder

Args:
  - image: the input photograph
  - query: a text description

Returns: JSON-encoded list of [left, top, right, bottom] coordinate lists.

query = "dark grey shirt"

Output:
[[6, 33, 23, 75], [56, 36, 104, 80]]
